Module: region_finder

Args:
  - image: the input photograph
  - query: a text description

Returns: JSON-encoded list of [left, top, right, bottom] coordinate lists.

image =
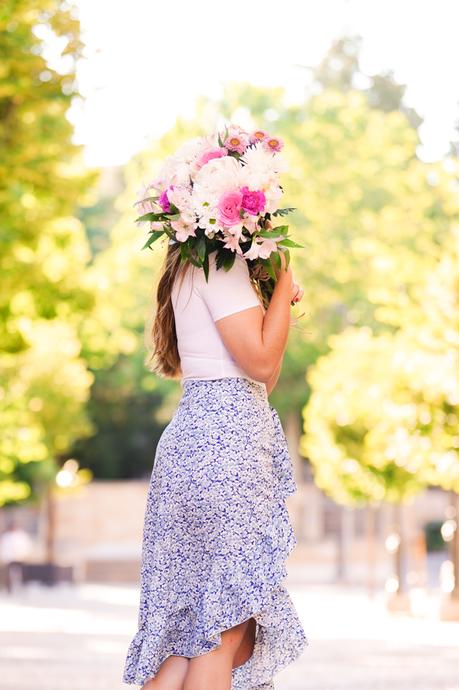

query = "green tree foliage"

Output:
[[72, 120, 204, 478], [302, 222, 459, 503], [0, 1, 97, 505]]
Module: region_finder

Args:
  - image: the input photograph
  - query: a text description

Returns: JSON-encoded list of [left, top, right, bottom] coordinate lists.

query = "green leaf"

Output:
[[180, 242, 188, 262], [196, 236, 206, 262], [272, 207, 296, 217], [277, 238, 304, 249], [284, 248, 291, 269], [141, 230, 164, 250], [215, 248, 236, 271], [136, 211, 168, 223], [258, 229, 288, 239], [261, 258, 277, 281], [133, 195, 159, 206], [187, 255, 203, 268], [203, 253, 210, 282], [272, 251, 282, 269]]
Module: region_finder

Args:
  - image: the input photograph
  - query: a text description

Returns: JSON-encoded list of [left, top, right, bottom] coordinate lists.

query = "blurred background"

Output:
[[1, 0, 459, 688]]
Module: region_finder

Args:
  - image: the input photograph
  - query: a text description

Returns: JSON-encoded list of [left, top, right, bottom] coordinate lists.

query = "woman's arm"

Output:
[[213, 256, 295, 384], [265, 357, 282, 396]]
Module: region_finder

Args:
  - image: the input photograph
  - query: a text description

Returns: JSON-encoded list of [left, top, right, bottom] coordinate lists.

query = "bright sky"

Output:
[[71, 0, 459, 168]]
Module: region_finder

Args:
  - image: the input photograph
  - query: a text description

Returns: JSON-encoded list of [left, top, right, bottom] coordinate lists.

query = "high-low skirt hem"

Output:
[[122, 376, 309, 689]]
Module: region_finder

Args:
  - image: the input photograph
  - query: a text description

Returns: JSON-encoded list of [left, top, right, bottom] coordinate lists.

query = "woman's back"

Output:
[[171, 251, 265, 385]]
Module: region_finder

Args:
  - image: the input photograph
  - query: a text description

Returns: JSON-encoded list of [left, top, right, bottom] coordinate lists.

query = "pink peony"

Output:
[[241, 186, 266, 215], [196, 147, 227, 170], [217, 190, 243, 227]]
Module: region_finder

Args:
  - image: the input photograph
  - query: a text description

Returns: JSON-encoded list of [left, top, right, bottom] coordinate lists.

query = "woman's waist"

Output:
[[178, 376, 268, 412], [162, 376, 274, 444], [179, 355, 265, 387]]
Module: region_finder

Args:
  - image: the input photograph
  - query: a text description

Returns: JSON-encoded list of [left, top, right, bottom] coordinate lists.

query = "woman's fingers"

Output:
[[291, 283, 303, 303]]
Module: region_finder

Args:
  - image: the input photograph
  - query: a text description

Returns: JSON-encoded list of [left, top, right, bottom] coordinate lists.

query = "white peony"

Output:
[[193, 155, 241, 202]]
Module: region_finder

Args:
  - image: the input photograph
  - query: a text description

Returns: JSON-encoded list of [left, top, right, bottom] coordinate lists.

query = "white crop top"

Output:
[[171, 251, 266, 387]]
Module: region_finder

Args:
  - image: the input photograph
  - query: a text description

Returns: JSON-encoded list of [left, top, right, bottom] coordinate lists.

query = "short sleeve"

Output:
[[198, 254, 262, 322]]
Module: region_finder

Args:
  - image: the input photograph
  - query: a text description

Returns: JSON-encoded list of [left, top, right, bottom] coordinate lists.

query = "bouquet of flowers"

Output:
[[135, 124, 302, 287]]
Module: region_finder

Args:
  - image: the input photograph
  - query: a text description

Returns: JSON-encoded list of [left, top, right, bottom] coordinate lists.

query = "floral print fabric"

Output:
[[122, 376, 309, 689]]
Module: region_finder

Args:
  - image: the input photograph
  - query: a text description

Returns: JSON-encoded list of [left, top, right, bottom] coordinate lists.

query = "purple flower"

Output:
[[241, 186, 266, 215], [159, 186, 173, 213]]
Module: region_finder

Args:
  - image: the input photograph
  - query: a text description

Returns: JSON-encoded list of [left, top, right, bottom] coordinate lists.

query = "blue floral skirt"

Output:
[[122, 376, 308, 689]]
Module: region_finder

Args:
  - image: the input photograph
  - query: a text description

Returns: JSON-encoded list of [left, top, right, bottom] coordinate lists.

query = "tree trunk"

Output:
[[336, 504, 353, 583], [45, 486, 56, 563], [449, 490, 459, 602], [366, 504, 378, 598], [393, 502, 406, 594]]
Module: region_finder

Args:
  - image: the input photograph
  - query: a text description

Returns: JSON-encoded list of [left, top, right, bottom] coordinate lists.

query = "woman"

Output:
[[123, 242, 309, 690]]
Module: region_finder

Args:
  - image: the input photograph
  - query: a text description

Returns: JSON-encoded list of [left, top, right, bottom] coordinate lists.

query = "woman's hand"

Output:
[[291, 280, 304, 304], [274, 249, 303, 305], [274, 248, 292, 280]]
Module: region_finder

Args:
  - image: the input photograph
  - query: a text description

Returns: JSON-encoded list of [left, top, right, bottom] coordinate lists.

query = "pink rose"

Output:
[[196, 147, 227, 169], [217, 190, 243, 227], [241, 186, 266, 215]]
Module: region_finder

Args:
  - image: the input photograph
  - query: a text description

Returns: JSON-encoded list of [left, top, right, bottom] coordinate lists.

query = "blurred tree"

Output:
[[302, 223, 459, 598], [206, 66, 432, 458], [0, 0, 98, 505], [81, 71, 455, 480], [71, 119, 204, 478], [312, 35, 423, 129]]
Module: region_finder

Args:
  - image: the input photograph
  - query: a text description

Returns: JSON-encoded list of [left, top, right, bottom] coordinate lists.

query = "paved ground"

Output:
[[1, 567, 458, 690]]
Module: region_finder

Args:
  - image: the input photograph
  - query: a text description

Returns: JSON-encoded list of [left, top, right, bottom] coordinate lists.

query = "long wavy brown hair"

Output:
[[144, 244, 277, 379]]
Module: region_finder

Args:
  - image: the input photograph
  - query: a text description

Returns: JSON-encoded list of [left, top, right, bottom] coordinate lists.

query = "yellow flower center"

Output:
[[229, 137, 240, 146]]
